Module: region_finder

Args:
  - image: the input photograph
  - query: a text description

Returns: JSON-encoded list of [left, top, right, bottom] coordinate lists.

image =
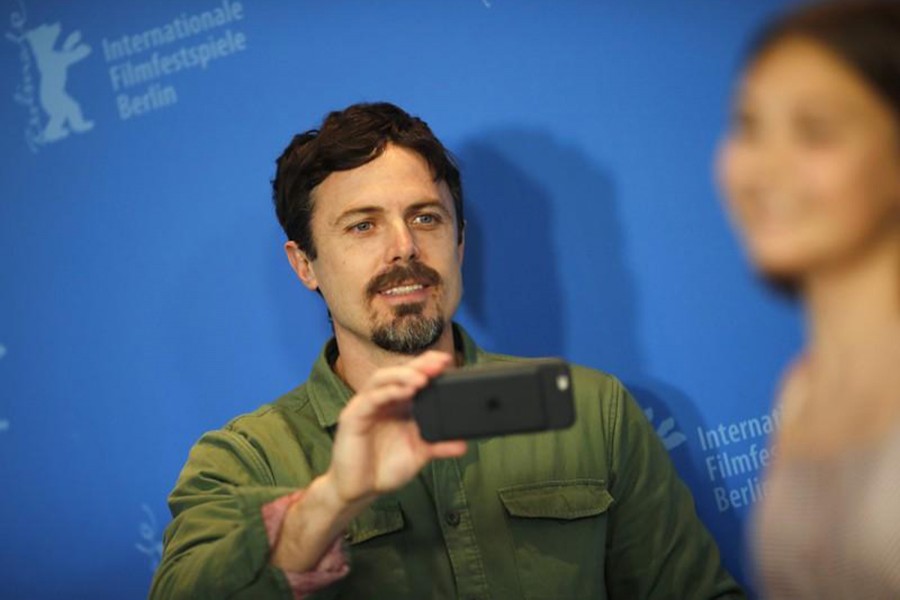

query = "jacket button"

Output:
[[445, 510, 461, 527]]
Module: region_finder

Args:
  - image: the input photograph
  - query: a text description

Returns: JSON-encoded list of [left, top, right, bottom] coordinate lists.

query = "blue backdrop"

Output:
[[1, 1, 801, 597]]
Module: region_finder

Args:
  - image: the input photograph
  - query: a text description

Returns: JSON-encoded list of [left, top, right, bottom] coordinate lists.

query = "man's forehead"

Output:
[[311, 145, 453, 218]]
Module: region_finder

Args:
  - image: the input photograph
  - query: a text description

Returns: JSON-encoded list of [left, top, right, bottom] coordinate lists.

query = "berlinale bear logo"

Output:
[[7, 0, 94, 151], [23, 22, 94, 142], [644, 406, 687, 451]]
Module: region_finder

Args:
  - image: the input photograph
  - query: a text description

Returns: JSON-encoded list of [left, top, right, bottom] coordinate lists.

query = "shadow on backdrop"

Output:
[[458, 129, 643, 373], [456, 129, 750, 595], [457, 135, 565, 358]]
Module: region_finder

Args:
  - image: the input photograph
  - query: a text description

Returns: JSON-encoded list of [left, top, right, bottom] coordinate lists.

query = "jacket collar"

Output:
[[306, 323, 482, 429]]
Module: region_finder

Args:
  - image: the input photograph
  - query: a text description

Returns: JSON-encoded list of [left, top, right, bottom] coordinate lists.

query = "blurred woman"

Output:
[[717, 1, 900, 597]]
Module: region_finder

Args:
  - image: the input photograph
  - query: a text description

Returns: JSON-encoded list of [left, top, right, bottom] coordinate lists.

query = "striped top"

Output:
[[753, 428, 900, 598]]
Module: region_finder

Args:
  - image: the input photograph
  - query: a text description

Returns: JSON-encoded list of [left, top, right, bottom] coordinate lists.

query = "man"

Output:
[[150, 102, 743, 599]]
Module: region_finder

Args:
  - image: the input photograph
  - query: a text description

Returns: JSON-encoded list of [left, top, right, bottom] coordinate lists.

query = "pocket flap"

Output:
[[346, 498, 405, 544], [498, 479, 613, 520]]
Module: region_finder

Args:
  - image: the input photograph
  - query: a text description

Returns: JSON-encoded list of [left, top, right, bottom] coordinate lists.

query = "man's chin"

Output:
[[370, 314, 445, 355], [393, 302, 428, 318]]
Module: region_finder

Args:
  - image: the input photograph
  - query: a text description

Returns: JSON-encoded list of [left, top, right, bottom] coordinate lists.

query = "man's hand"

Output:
[[272, 351, 467, 572], [324, 350, 467, 506]]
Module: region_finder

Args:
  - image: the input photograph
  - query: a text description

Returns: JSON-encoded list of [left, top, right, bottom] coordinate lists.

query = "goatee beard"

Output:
[[371, 304, 445, 355], [367, 261, 445, 354]]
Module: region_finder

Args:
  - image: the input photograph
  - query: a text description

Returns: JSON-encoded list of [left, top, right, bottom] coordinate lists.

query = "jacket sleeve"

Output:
[[602, 379, 745, 600], [148, 428, 345, 600]]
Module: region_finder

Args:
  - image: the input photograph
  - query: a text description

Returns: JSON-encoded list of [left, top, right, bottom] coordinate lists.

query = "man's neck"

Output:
[[331, 324, 458, 392]]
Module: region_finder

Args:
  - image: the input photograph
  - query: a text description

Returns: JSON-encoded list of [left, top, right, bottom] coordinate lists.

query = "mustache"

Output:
[[366, 261, 442, 299]]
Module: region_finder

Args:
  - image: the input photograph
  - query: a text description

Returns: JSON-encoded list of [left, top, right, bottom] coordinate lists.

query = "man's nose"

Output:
[[386, 221, 420, 263]]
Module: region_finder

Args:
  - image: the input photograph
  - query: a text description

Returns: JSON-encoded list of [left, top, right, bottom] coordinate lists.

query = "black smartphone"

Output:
[[412, 359, 576, 442]]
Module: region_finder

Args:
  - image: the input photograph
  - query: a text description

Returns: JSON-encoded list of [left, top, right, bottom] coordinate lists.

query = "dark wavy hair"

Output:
[[271, 102, 464, 260]]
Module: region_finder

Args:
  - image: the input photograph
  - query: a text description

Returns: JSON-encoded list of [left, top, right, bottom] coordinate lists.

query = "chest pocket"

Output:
[[337, 498, 410, 596], [499, 479, 613, 600], [346, 498, 405, 544]]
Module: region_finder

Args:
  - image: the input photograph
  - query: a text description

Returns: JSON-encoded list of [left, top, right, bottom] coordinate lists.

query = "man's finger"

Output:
[[343, 382, 416, 423], [365, 365, 429, 391], [407, 350, 453, 378], [363, 352, 452, 391], [427, 440, 467, 459]]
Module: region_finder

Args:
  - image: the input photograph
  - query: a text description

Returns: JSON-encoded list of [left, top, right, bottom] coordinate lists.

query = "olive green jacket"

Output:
[[150, 326, 743, 599]]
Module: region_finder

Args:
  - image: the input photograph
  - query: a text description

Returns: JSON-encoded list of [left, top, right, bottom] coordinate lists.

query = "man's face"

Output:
[[291, 143, 464, 355]]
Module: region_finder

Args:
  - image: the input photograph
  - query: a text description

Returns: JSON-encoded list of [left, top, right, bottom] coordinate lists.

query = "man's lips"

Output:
[[366, 261, 442, 300], [380, 283, 428, 296], [376, 283, 435, 305]]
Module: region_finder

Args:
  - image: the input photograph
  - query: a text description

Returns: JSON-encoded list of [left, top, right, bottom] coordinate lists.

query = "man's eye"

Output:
[[413, 213, 440, 226], [350, 221, 373, 233]]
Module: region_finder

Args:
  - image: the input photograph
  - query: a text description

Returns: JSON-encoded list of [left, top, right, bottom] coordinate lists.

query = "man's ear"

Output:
[[284, 241, 319, 291]]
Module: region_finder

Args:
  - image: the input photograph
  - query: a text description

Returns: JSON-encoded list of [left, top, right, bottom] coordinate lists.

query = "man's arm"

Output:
[[150, 351, 466, 599], [603, 379, 745, 599], [149, 427, 312, 600]]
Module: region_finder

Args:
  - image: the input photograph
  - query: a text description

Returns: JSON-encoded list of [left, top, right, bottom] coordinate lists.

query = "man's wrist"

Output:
[[271, 473, 372, 572], [309, 471, 374, 526]]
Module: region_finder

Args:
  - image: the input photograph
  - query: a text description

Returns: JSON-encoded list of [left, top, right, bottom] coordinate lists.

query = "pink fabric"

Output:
[[262, 489, 350, 599]]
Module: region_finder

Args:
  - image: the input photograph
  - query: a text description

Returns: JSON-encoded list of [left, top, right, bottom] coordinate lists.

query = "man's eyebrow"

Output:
[[406, 200, 452, 217], [333, 206, 384, 227]]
